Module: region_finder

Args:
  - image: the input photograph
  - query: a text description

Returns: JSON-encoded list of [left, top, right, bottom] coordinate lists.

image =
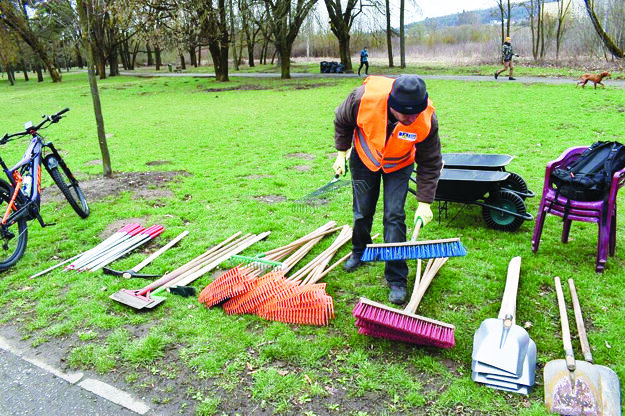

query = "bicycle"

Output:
[[0, 108, 90, 271]]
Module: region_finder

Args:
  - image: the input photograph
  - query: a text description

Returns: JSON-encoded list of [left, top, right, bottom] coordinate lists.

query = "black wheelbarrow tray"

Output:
[[442, 153, 535, 199], [410, 168, 534, 232]]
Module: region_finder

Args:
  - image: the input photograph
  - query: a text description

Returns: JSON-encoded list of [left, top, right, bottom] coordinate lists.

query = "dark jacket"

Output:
[[333, 85, 442, 203]]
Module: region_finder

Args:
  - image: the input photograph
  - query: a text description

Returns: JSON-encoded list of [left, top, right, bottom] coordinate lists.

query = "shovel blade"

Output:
[[596, 365, 621, 416], [109, 289, 165, 310], [472, 372, 531, 394], [473, 338, 536, 390], [544, 359, 602, 416], [472, 318, 530, 376]]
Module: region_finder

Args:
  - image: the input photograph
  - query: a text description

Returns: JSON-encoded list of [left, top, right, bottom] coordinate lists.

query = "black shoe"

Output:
[[508, 76, 516, 80], [494, 71, 498, 79], [388, 285, 407, 305], [343, 255, 363, 272]]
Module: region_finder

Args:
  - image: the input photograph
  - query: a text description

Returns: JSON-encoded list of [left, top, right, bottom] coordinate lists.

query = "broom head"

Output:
[[353, 297, 455, 348], [360, 238, 466, 262]]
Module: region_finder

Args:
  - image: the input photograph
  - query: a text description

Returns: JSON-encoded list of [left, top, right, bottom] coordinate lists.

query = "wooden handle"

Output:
[[405, 257, 448, 313], [568, 279, 594, 363], [555, 276, 576, 371], [497, 256, 521, 323], [411, 219, 422, 242], [132, 230, 189, 272]]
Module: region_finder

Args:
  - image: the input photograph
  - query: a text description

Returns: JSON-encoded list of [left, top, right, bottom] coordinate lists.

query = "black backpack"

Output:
[[551, 141, 625, 202]]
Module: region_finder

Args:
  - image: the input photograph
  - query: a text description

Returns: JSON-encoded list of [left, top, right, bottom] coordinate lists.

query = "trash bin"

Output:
[[167, 64, 173, 72]]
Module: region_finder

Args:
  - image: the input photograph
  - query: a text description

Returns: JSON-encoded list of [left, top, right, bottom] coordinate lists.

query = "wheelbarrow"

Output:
[[409, 154, 535, 232]]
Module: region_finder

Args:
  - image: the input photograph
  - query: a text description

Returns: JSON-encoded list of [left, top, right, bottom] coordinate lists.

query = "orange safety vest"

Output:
[[354, 76, 435, 173]]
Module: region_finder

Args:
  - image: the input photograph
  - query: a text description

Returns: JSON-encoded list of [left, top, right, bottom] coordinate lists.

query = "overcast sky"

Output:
[[419, 0, 496, 19]]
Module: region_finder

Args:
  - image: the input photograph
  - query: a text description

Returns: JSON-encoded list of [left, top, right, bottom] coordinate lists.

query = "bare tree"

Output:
[[76, 0, 113, 177], [385, 0, 393, 67], [0, 0, 62, 82], [583, 0, 624, 58], [324, 0, 363, 71], [260, 0, 317, 79], [555, 0, 571, 60]]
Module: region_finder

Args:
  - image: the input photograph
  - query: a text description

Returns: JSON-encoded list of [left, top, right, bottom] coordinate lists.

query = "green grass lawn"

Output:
[[0, 73, 624, 415]]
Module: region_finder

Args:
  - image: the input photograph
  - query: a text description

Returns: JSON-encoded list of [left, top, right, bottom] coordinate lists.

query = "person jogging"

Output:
[[358, 47, 369, 76], [494, 36, 519, 80], [332, 75, 443, 304]]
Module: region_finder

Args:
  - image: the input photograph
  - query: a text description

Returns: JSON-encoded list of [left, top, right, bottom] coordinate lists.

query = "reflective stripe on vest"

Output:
[[354, 76, 435, 173]]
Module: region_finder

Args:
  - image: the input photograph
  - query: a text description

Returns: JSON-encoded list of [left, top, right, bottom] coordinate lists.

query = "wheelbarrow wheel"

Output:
[[482, 190, 527, 231], [501, 172, 529, 199]]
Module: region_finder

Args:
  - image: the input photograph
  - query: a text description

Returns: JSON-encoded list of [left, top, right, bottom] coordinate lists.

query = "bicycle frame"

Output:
[[0, 133, 67, 228]]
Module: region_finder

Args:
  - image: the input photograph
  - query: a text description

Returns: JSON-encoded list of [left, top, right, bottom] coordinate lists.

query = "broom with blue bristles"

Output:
[[360, 216, 466, 262]]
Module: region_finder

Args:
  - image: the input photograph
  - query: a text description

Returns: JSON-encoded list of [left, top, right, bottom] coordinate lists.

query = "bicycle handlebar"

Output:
[[1, 108, 70, 144]]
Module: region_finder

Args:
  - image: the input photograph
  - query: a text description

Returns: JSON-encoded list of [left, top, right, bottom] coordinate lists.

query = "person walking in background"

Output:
[[358, 47, 369, 76], [332, 75, 443, 304], [494, 36, 519, 80]]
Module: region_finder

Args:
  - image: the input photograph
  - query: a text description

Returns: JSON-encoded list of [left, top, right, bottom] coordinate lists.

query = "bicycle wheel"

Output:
[[47, 158, 90, 218], [0, 182, 28, 271]]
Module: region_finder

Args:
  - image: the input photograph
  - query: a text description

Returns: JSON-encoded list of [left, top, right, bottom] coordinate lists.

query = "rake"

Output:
[[254, 226, 353, 325], [199, 222, 339, 307]]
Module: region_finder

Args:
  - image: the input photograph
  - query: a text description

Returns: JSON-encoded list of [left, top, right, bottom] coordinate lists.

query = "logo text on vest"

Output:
[[397, 132, 417, 141]]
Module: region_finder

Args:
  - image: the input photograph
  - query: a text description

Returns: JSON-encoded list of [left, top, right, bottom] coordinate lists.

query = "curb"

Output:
[[0, 334, 150, 415]]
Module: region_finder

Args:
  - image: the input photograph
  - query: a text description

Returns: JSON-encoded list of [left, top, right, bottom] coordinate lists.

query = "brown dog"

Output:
[[576, 71, 611, 89]]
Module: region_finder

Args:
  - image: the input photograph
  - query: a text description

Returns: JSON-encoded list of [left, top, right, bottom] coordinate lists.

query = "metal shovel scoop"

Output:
[[568, 279, 621, 416], [472, 257, 533, 377], [544, 276, 602, 416]]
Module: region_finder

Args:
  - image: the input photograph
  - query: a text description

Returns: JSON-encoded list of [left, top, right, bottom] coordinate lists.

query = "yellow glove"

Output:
[[414, 202, 433, 227], [333, 150, 347, 176]]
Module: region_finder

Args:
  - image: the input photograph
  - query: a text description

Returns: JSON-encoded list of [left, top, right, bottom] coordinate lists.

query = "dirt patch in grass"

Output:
[[244, 174, 273, 180], [255, 195, 286, 204], [85, 159, 102, 166], [145, 160, 172, 166], [43, 171, 189, 204], [284, 152, 315, 160], [289, 165, 312, 172], [200, 84, 271, 93]]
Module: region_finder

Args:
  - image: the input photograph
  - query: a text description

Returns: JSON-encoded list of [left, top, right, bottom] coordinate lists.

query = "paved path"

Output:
[[0, 335, 151, 415], [119, 70, 625, 87]]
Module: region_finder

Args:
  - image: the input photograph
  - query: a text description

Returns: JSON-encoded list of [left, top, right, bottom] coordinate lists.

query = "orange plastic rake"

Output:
[[197, 267, 256, 306], [222, 270, 293, 314]]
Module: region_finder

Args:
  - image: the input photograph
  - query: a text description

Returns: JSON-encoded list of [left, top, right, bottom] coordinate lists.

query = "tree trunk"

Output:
[[146, 43, 153, 66], [400, 0, 405, 67], [583, 0, 624, 58], [76, 0, 112, 178], [75, 43, 84, 68], [386, 0, 394, 67], [35, 63, 43, 82], [230, 0, 239, 71], [337, 32, 352, 71], [155, 47, 162, 70], [180, 54, 186, 69], [506, 0, 511, 36], [190, 45, 197, 66], [279, 44, 291, 79]]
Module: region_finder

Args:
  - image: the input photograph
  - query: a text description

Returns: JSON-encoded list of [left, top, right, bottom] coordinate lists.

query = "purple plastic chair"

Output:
[[532, 146, 625, 272]]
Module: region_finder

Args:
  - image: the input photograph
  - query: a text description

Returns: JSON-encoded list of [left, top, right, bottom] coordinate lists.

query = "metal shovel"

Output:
[[472, 257, 533, 376], [568, 279, 621, 416], [544, 276, 602, 416], [471, 337, 536, 394]]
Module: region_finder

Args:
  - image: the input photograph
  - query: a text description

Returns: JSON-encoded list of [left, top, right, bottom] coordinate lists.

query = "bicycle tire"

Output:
[[0, 182, 28, 271], [49, 165, 90, 219]]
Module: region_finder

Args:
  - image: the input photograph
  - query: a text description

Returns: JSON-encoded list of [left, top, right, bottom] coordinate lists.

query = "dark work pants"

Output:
[[350, 150, 413, 287], [358, 61, 369, 75]]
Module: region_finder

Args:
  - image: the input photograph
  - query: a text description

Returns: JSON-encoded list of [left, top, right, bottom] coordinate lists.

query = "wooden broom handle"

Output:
[[497, 256, 521, 324], [405, 257, 448, 313], [555, 276, 576, 371], [568, 279, 594, 363], [131, 230, 189, 272]]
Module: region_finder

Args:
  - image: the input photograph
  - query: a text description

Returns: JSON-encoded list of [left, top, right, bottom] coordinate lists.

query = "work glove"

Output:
[[333, 150, 347, 176], [414, 202, 433, 227]]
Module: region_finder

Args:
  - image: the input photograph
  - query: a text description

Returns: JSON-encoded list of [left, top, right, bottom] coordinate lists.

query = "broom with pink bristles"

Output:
[[353, 256, 455, 348]]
